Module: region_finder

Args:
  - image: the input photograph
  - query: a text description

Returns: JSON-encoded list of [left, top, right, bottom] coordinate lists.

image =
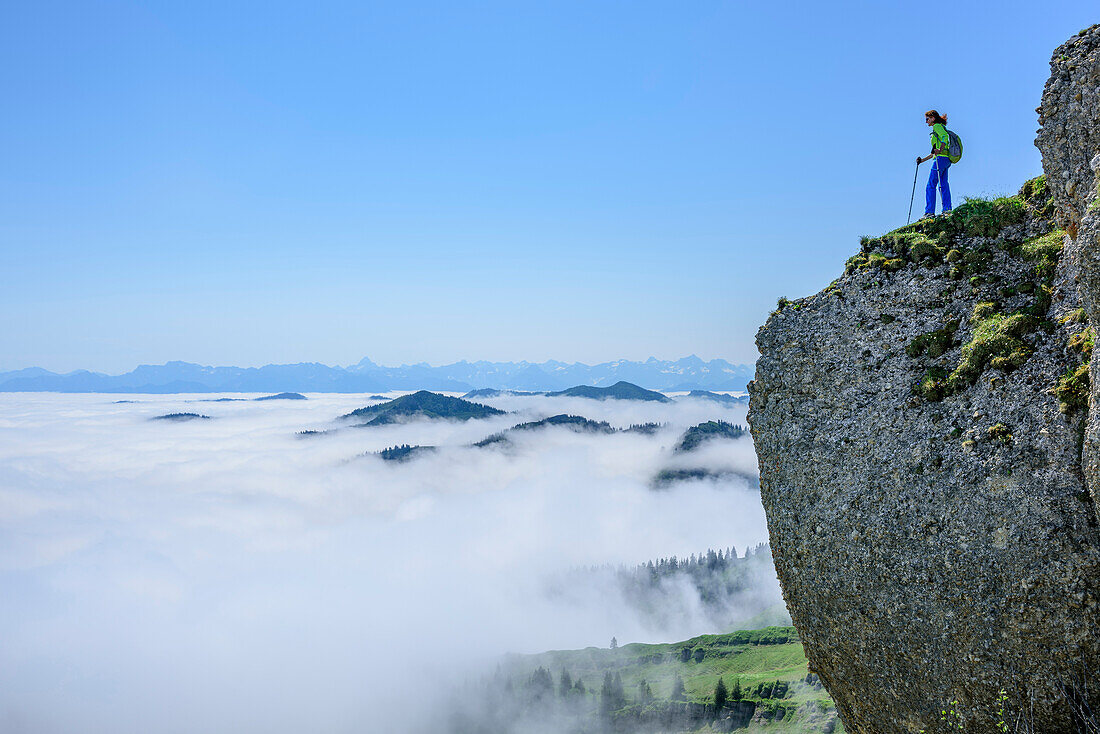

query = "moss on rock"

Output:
[[972, 302, 998, 323], [846, 252, 905, 275], [906, 321, 959, 359], [1054, 363, 1090, 413], [1019, 229, 1065, 280], [947, 312, 1037, 391], [1069, 328, 1095, 359], [1019, 174, 1055, 219]]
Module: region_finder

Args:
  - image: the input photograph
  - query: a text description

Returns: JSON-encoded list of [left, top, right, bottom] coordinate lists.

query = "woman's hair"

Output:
[[925, 109, 948, 125]]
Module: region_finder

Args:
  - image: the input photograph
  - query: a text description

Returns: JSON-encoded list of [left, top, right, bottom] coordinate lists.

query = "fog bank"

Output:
[[0, 392, 771, 733]]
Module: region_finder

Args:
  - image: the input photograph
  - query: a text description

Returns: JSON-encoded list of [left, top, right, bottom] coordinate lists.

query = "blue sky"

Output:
[[1, 1, 1094, 373]]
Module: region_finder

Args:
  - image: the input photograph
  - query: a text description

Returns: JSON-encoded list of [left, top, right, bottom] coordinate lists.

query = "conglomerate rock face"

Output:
[[1038, 25, 1100, 526], [748, 25, 1100, 734], [1036, 25, 1100, 234]]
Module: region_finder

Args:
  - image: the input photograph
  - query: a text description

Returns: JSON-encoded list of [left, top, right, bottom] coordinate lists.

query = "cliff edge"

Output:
[[748, 25, 1100, 733], [1038, 25, 1100, 533]]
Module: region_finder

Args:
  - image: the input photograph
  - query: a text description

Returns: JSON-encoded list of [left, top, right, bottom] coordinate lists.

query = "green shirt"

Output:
[[930, 123, 950, 155]]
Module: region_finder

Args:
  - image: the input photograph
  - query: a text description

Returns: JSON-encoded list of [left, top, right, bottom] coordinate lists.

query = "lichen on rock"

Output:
[[747, 25, 1100, 734]]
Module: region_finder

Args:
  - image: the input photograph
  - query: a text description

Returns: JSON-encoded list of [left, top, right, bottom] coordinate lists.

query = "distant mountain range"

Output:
[[0, 356, 752, 393]]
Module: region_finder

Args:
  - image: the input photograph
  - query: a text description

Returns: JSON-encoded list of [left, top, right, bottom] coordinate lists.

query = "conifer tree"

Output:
[[731, 676, 742, 702], [610, 636, 618, 649], [714, 677, 728, 712], [559, 669, 573, 698], [529, 666, 554, 701], [600, 671, 614, 716], [671, 674, 687, 702]]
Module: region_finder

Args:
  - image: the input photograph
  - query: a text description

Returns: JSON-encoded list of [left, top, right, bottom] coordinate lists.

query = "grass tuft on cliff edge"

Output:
[[848, 176, 1053, 276]]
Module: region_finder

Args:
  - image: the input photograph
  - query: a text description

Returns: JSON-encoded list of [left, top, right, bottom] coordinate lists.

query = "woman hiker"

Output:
[[917, 109, 952, 219]]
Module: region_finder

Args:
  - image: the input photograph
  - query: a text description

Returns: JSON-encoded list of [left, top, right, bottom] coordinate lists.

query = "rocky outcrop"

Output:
[[748, 25, 1100, 734], [1036, 26, 1100, 235], [1038, 25, 1100, 528]]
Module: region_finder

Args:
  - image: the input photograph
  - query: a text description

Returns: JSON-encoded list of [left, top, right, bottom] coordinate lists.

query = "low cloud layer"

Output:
[[0, 392, 771, 733]]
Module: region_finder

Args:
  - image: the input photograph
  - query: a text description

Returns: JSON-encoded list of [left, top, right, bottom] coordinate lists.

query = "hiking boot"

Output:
[[919, 213, 935, 221]]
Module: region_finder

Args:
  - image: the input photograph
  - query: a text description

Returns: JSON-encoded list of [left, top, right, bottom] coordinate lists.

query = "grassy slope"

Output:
[[503, 627, 843, 733]]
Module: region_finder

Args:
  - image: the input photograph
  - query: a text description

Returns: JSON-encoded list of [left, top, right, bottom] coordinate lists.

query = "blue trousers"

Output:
[[926, 156, 951, 214]]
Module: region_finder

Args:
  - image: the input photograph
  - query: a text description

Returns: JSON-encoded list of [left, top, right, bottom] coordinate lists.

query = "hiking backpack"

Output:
[[946, 129, 963, 164]]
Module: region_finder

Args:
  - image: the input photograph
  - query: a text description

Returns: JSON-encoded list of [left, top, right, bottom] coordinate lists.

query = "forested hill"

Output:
[[340, 391, 504, 424], [547, 381, 673, 402], [674, 420, 746, 452], [446, 625, 841, 733], [545, 545, 789, 634]]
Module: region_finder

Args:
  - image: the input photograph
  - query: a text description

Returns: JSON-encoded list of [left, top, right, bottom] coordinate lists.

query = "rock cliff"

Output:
[[748, 25, 1100, 734], [1037, 26, 1100, 531]]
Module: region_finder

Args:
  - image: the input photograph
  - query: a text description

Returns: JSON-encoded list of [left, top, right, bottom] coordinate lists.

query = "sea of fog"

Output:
[[0, 391, 770, 734]]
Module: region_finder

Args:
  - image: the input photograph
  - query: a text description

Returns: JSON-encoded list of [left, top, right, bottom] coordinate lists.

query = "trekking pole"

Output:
[[936, 160, 944, 215], [907, 160, 920, 225]]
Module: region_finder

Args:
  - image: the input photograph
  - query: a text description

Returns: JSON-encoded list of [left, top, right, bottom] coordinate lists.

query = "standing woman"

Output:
[[917, 110, 952, 219]]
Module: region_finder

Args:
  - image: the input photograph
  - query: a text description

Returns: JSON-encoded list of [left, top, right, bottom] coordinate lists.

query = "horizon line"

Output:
[[2, 354, 758, 378]]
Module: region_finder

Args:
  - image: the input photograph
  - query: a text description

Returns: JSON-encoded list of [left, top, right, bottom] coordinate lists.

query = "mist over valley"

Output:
[[0, 388, 774, 733]]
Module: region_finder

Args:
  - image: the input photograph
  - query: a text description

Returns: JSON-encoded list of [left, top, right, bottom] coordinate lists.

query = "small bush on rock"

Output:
[[1061, 308, 1087, 324], [916, 367, 949, 402], [1027, 285, 1054, 317]]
